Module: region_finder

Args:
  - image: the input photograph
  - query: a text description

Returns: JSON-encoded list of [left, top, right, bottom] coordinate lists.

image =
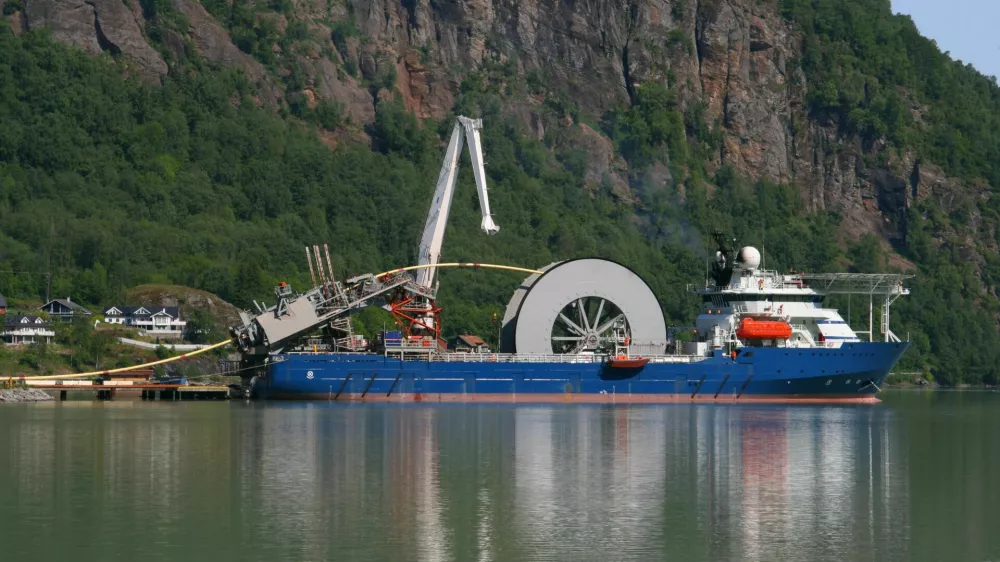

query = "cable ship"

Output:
[[229, 117, 910, 403], [236, 238, 910, 403]]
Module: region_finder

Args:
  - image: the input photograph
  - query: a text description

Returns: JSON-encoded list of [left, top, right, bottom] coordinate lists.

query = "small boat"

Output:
[[607, 356, 649, 369]]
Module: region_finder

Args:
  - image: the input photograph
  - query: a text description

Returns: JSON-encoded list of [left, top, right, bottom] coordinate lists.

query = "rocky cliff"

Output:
[[1, 0, 986, 261]]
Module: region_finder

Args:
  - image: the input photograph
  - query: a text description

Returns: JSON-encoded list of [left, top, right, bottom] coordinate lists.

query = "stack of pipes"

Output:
[[305, 244, 342, 302]]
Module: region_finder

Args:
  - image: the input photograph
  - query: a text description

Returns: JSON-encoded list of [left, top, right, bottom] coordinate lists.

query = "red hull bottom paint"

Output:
[[265, 392, 882, 405]]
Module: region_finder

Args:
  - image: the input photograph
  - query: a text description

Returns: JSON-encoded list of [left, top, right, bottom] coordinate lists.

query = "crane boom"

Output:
[[416, 116, 498, 288]]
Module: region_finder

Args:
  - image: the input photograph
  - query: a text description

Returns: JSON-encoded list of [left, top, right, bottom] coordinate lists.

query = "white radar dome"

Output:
[[737, 246, 761, 270]]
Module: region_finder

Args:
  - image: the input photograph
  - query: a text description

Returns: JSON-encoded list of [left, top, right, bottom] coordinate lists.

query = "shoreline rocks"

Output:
[[0, 388, 55, 403]]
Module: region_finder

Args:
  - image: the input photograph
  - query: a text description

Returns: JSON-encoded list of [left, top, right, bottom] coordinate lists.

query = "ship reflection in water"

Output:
[[243, 403, 911, 562], [7, 398, 998, 562]]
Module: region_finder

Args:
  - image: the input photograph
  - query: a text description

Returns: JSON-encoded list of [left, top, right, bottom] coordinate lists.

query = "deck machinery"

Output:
[[228, 116, 499, 374]]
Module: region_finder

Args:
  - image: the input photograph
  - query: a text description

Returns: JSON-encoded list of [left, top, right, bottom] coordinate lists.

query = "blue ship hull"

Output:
[[252, 342, 909, 404]]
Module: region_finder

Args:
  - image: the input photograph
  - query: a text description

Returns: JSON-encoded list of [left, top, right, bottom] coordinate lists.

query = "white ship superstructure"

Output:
[[688, 237, 911, 353]]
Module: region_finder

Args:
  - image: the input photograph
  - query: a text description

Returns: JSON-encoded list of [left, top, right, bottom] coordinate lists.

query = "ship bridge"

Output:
[[690, 271, 912, 343]]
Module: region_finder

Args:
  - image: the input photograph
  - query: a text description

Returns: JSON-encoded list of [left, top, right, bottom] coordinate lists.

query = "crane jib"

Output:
[[415, 116, 499, 290]]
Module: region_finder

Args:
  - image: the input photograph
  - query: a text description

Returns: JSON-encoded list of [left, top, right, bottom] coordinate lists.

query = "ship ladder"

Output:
[[690, 374, 707, 400], [334, 373, 353, 401]]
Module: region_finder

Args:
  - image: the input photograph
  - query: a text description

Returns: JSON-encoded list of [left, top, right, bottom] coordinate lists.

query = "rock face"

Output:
[[23, 0, 102, 54], [169, 0, 260, 76], [325, 0, 809, 195], [90, 0, 168, 78], [299, 58, 374, 125], [23, 0, 167, 81], [8, 0, 977, 244], [329, 0, 968, 242]]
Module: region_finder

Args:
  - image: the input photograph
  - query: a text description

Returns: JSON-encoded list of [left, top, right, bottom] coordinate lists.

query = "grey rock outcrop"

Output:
[[300, 57, 375, 125], [10, 0, 981, 246], [24, 0, 102, 54], [89, 0, 168, 78], [169, 0, 280, 106], [326, 0, 932, 241], [23, 0, 167, 81]]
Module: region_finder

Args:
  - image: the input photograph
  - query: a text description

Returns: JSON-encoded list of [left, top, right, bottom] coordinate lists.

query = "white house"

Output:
[[102, 306, 187, 336], [2, 315, 55, 345]]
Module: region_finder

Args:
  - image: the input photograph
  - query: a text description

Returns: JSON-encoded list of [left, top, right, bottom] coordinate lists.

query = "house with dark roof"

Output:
[[0, 294, 7, 315], [102, 306, 187, 336], [38, 298, 93, 322], [2, 315, 55, 345], [453, 334, 489, 353]]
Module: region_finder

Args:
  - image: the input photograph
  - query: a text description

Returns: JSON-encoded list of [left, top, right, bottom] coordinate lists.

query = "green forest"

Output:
[[1, 0, 1000, 384]]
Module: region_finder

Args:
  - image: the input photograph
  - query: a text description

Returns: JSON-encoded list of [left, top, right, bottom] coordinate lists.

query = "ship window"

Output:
[[743, 352, 753, 357]]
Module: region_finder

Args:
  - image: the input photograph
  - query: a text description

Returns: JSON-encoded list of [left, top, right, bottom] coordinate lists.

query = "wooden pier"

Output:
[[21, 381, 231, 401], [6, 367, 232, 401]]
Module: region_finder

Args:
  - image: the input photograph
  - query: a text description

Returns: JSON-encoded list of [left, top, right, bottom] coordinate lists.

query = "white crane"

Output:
[[229, 117, 500, 352], [415, 116, 499, 289]]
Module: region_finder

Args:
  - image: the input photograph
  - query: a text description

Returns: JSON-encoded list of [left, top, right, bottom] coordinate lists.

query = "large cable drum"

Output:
[[500, 258, 666, 355]]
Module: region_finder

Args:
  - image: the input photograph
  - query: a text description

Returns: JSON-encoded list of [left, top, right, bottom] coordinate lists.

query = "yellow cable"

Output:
[[20, 339, 232, 380], [21, 263, 539, 381], [376, 262, 543, 279]]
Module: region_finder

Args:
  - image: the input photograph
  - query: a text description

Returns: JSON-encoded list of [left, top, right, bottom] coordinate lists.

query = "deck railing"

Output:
[[281, 350, 707, 363]]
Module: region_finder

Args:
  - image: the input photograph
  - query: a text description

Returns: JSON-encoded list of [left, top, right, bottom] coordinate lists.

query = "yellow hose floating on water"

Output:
[[22, 262, 539, 380]]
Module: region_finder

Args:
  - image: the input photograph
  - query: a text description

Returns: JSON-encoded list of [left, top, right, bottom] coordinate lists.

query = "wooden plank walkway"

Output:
[[19, 381, 231, 401]]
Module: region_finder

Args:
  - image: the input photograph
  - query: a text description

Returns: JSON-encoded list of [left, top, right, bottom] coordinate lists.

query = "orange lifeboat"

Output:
[[735, 317, 792, 340], [608, 356, 649, 369]]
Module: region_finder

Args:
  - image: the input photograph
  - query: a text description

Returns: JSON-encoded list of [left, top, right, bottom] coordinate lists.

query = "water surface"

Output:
[[0, 391, 997, 561]]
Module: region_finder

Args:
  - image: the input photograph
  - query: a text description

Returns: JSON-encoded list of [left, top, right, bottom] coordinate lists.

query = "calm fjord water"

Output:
[[0, 391, 997, 562]]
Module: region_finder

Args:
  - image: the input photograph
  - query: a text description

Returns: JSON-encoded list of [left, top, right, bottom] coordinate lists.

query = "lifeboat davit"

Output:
[[736, 317, 792, 340]]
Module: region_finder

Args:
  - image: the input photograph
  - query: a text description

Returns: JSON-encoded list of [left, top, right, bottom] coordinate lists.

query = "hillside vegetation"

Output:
[[1, 0, 1000, 384]]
